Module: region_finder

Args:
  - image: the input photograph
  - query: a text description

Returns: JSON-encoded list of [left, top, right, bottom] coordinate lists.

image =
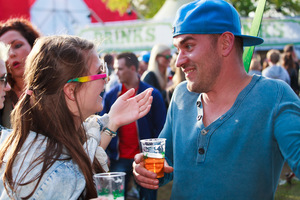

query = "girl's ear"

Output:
[[63, 83, 76, 101]]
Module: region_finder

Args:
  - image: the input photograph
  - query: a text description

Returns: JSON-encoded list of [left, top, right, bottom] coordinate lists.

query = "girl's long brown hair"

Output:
[[0, 35, 103, 199]]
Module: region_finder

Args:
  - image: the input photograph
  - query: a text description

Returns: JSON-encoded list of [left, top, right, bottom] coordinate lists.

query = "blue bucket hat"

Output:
[[172, 0, 263, 46]]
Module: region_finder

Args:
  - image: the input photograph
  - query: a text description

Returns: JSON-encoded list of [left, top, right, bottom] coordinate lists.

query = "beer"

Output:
[[144, 153, 165, 178], [140, 138, 166, 178]]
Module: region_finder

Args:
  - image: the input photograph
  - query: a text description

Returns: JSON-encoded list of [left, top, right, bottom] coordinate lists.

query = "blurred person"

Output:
[[0, 18, 41, 128], [141, 44, 171, 108], [133, 0, 300, 199], [101, 52, 166, 200], [284, 44, 300, 89], [0, 42, 11, 130], [138, 51, 150, 76], [248, 58, 262, 75], [262, 49, 290, 84], [166, 52, 186, 104], [262, 57, 269, 71], [0, 35, 153, 199], [282, 52, 299, 95], [103, 53, 119, 93]]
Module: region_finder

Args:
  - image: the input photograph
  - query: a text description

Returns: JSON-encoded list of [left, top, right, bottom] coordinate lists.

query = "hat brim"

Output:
[[237, 34, 264, 47]]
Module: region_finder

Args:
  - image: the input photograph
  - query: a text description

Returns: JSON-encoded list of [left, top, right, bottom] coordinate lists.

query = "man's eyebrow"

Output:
[[178, 36, 196, 46]]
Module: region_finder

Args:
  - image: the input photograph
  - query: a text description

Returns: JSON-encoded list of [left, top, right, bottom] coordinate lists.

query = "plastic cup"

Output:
[[140, 138, 166, 178], [93, 172, 126, 200]]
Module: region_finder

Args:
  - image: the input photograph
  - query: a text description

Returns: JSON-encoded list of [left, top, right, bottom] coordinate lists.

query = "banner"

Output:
[[75, 18, 300, 53]]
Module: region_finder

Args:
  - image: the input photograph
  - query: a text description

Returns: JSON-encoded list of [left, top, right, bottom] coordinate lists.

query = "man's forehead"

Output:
[[173, 34, 198, 45]]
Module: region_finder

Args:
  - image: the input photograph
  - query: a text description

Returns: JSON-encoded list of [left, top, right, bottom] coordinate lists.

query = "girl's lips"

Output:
[[12, 61, 21, 69]]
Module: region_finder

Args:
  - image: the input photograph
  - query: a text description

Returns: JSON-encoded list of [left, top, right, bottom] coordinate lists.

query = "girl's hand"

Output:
[[107, 88, 153, 131]]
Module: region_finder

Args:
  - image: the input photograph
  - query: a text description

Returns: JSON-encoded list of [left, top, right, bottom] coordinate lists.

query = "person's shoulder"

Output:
[[257, 75, 296, 96], [0, 128, 12, 144], [142, 71, 156, 80], [104, 84, 121, 96], [32, 160, 85, 199], [140, 81, 163, 97]]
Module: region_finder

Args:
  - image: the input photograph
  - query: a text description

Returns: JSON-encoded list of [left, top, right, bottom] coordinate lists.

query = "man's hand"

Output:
[[132, 153, 174, 190]]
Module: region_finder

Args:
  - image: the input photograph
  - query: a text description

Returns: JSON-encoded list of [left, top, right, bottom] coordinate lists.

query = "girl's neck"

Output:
[[13, 78, 25, 98]]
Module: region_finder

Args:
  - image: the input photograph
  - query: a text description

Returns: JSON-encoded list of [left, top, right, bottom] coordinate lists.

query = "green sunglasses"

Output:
[[157, 54, 172, 60]]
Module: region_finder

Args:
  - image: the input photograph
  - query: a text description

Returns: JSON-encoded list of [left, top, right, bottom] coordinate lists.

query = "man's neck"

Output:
[[201, 72, 252, 127], [123, 74, 140, 89]]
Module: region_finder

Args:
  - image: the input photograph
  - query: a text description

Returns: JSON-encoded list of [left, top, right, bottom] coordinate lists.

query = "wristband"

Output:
[[103, 127, 117, 138]]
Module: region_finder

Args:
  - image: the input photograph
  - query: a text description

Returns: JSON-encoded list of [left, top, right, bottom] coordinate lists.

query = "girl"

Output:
[[0, 35, 152, 199]]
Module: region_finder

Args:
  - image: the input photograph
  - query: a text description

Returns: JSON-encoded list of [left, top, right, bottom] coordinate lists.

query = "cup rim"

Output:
[[140, 138, 166, 143], [93, 172, 126, 178]]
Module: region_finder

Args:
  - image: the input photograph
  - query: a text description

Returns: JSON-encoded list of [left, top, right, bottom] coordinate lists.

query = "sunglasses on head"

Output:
[[67, 61, 110, 84], [157, 54, 172, 60], [0, 74, 8, 87]]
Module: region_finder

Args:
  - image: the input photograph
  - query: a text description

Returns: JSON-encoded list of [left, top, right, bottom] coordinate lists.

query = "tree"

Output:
[[101, 0, 131, 16], [102, 0, 300, 18], [131, 0, 166, 19], [229, 0, 300, 17]]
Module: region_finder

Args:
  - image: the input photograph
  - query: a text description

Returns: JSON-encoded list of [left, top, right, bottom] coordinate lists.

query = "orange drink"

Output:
[[140, 138, 166, 178], [144, 155, 165, 178]]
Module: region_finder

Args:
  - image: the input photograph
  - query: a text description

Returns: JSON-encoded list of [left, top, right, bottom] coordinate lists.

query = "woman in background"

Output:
[[141, 44, 171, 107], [282, 52, 299, 95], [0, 18, 41, 127]]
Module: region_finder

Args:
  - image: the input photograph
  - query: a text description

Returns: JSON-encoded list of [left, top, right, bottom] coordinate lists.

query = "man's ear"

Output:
[[63, 83, 76, 101], [130, 65, 136, 72], [220, 32, 235, 57]]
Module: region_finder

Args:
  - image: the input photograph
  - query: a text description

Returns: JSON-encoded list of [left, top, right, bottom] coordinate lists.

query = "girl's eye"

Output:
[[14, 43, 23, 49]]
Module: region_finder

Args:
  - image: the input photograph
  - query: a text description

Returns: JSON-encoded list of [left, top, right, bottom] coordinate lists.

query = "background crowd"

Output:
[[0, 1, 299, 198]]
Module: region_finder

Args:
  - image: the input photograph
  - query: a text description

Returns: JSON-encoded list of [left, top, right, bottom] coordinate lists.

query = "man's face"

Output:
[[173, 34, 222, 93], [115, 58, 133, 84]]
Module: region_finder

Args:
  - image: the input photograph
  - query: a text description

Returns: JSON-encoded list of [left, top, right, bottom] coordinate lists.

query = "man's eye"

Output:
[[186, 44, 192, 50]]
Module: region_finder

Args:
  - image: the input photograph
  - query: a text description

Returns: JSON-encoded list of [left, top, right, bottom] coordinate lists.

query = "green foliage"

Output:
[[101, 0, 131, 16], [228, 0, 300, 16], [266, 0, 300, 16], [132, 0, 166, 19], [103, 0, 300, 18], [228, 0, 256, 16]]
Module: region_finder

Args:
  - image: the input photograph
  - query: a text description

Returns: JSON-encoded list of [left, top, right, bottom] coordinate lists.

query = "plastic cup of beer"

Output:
[[93, 172, 126, 200], [140, 138, 166, 178]]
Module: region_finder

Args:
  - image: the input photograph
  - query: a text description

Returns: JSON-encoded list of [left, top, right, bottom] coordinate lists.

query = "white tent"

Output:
[[153, 0, 193, 21], [30, 0, 91, 35]]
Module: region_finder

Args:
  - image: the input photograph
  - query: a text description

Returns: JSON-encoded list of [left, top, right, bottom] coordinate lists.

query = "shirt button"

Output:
[[197, 115, 202, 121], [201, 129, 207, 135], [196, 101, 201, 107], [198, 148, 205, 154]]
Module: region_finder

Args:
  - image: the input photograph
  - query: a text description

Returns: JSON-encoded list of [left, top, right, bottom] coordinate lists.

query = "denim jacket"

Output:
[[0, 115, 108, 200]]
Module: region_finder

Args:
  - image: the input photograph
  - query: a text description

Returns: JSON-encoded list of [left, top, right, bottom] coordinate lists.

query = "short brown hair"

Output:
[[0, 18, 41, 47]]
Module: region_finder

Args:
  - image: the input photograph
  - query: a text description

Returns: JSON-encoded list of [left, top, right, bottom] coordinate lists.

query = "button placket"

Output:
[[196, 129, 209, 163]]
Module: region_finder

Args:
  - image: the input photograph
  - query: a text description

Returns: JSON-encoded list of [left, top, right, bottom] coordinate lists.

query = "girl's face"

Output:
[[76, 49, 106, 119], [0, 60, 11, 109], [0, 30, 32, 80], [156, 49, 171, 71]]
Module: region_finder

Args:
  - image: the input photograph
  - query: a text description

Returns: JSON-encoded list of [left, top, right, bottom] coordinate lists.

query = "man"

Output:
[[133, 0, 300, 199], [262, 49, 290, 84], [101, 52, 166, 200]]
